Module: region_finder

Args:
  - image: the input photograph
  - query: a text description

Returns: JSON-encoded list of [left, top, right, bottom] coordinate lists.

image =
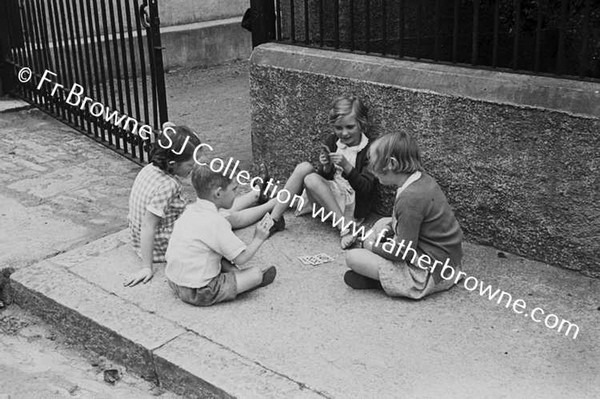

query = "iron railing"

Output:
[[254, 0, 599, 81], [2, 0, 169, 164]]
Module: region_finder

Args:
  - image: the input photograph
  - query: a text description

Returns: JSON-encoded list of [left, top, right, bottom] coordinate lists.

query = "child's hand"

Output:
[[254, 215, 272, 241], [319, 144, 331, 166], [362, 238, 375, 251], [260, 213, 274, 230], [123, 267, 153, 287], [328, 153, 351, 173], [363, 225, 393, 252], [319, 153, 330, 166], [380, 227, 393, 239]]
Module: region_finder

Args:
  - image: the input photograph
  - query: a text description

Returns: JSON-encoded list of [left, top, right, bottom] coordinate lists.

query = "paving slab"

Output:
[[11, 217, 600, 398], [154, 331, 325, 399], [0, 109, 140, 271]]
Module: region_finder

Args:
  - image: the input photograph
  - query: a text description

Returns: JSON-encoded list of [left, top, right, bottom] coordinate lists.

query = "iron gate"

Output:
[[2, 0, 169, 164]]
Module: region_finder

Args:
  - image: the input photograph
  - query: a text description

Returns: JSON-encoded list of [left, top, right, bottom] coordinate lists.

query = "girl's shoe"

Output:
[[340, 228, 357, 249], [343, 271, 382, 290], [253, 163, 271, 204], [269, 216, 286, 236]]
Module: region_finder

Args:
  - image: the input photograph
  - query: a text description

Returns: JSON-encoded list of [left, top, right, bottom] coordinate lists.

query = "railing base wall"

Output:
[[162, 17, 252, 70], [250, 43, 600, 278]]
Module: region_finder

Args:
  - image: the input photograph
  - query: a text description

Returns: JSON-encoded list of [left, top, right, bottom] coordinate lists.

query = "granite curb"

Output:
[[9, 253, 326, 398], [0, 98, 32, 113]]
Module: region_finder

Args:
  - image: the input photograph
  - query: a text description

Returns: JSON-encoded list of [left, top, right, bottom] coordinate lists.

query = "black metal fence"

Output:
[[255, 0, 599, 81], [2, 0, 169, 164]]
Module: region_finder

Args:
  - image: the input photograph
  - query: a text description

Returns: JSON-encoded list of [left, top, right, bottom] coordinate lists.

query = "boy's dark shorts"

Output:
[[168, 272, 237, 306]]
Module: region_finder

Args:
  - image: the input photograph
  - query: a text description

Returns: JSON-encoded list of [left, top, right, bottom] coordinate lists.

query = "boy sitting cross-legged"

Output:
[[165, 163, 277, 307]]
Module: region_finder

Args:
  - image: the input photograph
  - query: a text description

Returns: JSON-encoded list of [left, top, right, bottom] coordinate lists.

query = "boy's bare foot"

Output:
[[259, 266, 277, 287]]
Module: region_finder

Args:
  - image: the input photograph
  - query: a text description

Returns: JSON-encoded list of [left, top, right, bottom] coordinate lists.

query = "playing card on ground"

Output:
[[297, 253, 334, 265], [315, 253, 334, 262], [305, 255, 322, 265], [297, 256, 313, 265]]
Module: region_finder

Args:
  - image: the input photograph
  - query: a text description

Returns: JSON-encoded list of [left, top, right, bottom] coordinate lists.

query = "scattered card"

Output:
[[297, 256, 313, 265], [315, 253, 333, 263], [297, 253, 334, 266], [306, 255, 320, 265]]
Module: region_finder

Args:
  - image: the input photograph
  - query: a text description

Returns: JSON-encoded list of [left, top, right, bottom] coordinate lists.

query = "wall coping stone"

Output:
[[251, 43, 600, 119], [162, 17, 243, 33]]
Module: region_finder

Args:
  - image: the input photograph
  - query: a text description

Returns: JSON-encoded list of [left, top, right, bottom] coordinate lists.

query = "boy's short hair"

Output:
[[368, 131, 422, 175], [191, 162, 232, 199]]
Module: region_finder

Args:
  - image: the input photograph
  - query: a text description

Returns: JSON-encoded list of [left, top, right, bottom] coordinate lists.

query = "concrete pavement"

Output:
[[2, 63, 600, 398]]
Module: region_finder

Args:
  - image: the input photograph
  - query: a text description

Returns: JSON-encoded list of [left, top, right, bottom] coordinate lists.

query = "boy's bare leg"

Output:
[[345, 249, 382, 280], [233, 267, 263, 293], [231, 190, 259, 211], [271, 162, 314, 220], [226, 198, 277, 229]]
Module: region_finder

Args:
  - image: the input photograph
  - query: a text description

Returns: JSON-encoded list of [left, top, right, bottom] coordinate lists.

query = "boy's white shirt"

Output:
[[165, 198, 246, 288]]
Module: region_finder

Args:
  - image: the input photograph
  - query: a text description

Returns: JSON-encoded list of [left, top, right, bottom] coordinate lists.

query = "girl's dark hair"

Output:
[[150, 125, 201, 174]]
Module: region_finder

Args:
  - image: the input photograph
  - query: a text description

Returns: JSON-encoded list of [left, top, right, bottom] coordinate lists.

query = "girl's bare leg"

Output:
[[345, 249, 383, 280], [227, 199, 277, 229], [304, 173, 357, 248], [271, 162, 314, 220], [303, 173, 345, 227], [231, 190, 259, 211]]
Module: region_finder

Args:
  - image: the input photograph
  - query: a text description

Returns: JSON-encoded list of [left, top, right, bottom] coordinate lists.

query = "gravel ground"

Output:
[[0, 61, 251, 398], [165, 61, 253, 167], [0, 305, 180, 399]]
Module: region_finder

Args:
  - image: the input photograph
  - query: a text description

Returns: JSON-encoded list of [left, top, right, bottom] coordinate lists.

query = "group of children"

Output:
[[125, 95, 463, 306]]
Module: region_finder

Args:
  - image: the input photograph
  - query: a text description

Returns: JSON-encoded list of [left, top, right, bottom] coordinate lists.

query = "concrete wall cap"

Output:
[[251, 43, 600, 119]]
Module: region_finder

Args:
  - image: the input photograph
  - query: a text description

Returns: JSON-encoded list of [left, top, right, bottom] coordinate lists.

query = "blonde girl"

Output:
[[269, 95, 378, 248], [344, 131, 463, 299]]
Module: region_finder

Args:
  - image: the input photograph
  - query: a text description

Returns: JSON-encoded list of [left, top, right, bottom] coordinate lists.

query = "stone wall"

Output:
[[160, 0, 247, 27], [249, 43, 600, 277], [159, 0, 251, 69]]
